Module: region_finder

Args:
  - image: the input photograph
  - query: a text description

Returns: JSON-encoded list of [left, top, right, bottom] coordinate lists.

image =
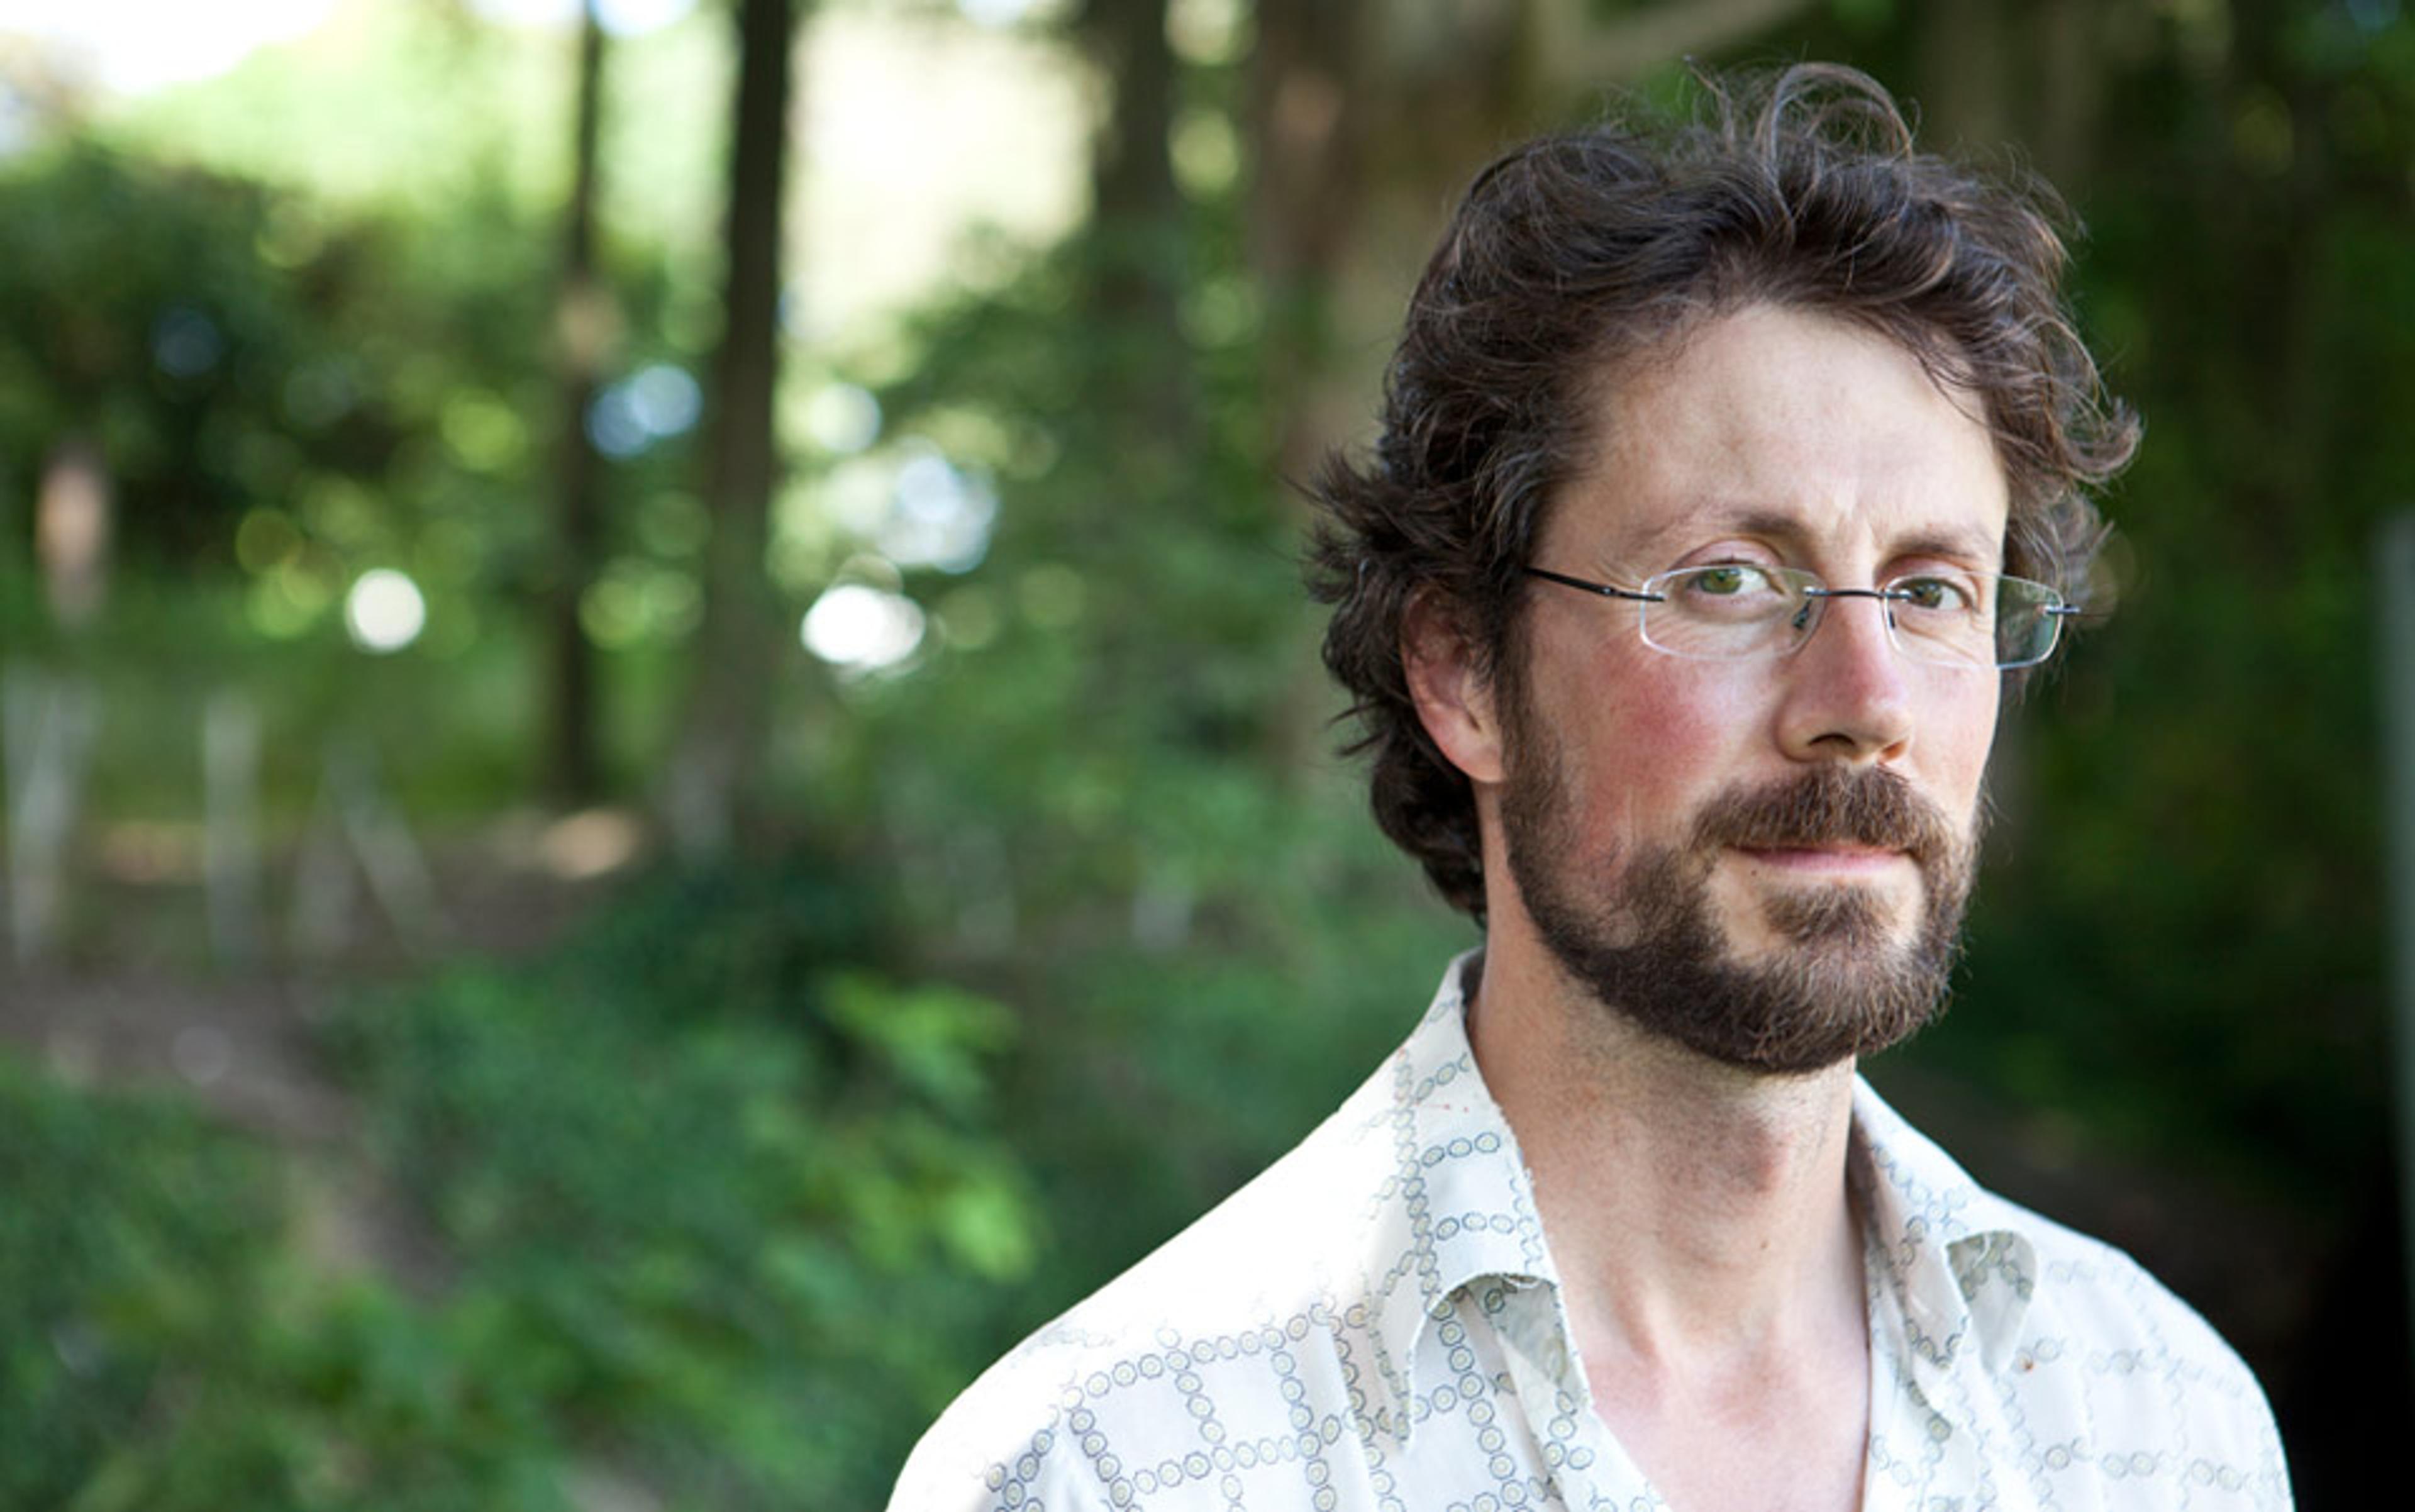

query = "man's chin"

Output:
[[1712, 865, 1922, 958]]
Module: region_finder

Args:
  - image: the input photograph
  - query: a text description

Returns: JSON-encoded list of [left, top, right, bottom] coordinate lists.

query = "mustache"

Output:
[[1689, 765, 1963, 865]]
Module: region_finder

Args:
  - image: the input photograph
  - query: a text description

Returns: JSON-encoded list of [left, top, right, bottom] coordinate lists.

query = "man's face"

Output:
[[1494, 303, 2007, 1074]]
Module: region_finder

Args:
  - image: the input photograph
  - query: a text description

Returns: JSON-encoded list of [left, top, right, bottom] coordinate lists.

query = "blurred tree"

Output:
[[1076, 0, 1188, 437], [545, 0, 616, 806], [0, 150, 346, 581], [1245, 0, 1363, 501], [667, 0, 803, 859]]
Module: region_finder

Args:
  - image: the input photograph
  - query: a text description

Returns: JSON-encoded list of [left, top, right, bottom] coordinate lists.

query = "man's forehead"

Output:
[[1556, 304, 2013, 566]]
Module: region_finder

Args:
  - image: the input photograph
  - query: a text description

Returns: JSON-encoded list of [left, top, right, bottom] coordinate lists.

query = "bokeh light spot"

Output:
[[441, 390, 531, 472], [234, 509, 302, 574], [152, 306, 224, 379], [882, 445, 997, 573], [625, 364, 701, 436], [1167, 0, 1247, 63], [803, 582, 926, 673], [589, 364, 701, 459], [958, 0, 1043, 26], [345, 569, 428, 653], [1171, 107, 1240, 196], [805, 382, 883, 455]]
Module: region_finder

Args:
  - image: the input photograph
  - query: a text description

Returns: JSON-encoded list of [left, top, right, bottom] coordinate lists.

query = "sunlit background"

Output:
[[0, 0, 2408, 1505]]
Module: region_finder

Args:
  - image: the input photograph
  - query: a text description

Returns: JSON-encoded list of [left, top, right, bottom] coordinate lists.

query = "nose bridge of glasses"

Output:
[[1787, 583, 1899, 648]]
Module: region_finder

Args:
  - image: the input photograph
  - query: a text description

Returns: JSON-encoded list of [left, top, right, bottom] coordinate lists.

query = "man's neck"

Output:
[[1464, 934, 1872, 1511], [1466, 937, 1863, 1351]]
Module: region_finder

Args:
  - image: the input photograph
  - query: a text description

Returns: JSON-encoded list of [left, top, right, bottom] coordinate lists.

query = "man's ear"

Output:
[[1401, 592, 1507, 785]]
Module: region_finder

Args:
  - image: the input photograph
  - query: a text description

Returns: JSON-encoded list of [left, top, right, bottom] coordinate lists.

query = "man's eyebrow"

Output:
[[1611, 507, 2001, 567], [1886, 528, 2004, 565]]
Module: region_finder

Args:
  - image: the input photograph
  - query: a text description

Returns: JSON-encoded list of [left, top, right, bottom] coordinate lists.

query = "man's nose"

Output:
[[1776, 590, 1915, 765]]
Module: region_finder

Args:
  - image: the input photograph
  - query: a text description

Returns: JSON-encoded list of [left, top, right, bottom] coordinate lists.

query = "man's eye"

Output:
[[1690, 564, 1769, 596], [1895, 576, 1974, 611]]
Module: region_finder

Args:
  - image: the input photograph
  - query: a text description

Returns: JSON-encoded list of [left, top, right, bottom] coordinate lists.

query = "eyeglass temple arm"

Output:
[[1521, 566, 1662, 602]]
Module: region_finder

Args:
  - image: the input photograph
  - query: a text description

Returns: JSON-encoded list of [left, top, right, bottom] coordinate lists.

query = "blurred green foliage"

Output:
[[0, 1058, 273, 1511], [0, 142, 555, 586], [4, 857, 1043, 1510], [328, 859, 1042, 1508]]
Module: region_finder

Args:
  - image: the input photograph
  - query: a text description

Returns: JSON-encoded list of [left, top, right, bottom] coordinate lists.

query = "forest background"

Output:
[[0, 0, 2406, 1506]]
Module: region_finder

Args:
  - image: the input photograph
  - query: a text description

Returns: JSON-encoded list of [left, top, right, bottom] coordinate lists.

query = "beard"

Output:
[[1499, 717, 1980, 1076]]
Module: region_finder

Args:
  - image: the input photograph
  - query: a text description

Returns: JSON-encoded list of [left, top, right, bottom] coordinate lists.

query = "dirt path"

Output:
[[0, 823, 637, 1298]]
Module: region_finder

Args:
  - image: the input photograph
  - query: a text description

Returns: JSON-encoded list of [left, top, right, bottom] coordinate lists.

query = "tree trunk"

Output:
[[666, 0, 799, 860], [1075, 0, 1189, 441], [1248, 0, 1364, 473], [545, 0, 610, 807], [2031, 0, 2107, 193], [1914, 0, 2013, 153]]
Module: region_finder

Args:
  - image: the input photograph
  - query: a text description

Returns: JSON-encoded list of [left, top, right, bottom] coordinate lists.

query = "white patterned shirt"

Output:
[[890, 957, 2291, 1511]]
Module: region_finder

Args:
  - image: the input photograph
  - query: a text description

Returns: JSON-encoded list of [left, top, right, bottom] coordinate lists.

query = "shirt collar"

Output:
[[1850, 1076, 2041, 1383], [1353, 957, 2045, 1435], [1357, 952, 1557, 1438]]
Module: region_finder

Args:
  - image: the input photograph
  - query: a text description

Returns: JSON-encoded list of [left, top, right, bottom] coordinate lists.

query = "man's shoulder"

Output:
[[2008, 1194, 2275, 1413], [1860, 1080, 2260, 1385], [888, 1071, 1398, 1510], [1954, 1184, 2289, 1503], [1857, 1081, 2287, 1501]]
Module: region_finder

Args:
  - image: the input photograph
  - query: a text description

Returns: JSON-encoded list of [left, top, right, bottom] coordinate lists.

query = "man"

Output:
[[890, 63, 2290, 1511]]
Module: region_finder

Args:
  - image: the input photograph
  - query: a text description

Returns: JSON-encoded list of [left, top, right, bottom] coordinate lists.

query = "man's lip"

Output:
[[1730, 843, 1911, 875]]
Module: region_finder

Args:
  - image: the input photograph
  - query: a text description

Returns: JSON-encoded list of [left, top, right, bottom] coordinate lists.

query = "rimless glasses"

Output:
[[1520, 562, 2079, 670]]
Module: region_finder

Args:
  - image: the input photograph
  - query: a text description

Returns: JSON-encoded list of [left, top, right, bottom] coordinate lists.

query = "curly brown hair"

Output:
[[1306, 62, 2140, 920]]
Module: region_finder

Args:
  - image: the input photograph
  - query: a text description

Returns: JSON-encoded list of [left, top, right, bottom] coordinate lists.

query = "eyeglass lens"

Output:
[[1638, 564, 2061, 668]]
